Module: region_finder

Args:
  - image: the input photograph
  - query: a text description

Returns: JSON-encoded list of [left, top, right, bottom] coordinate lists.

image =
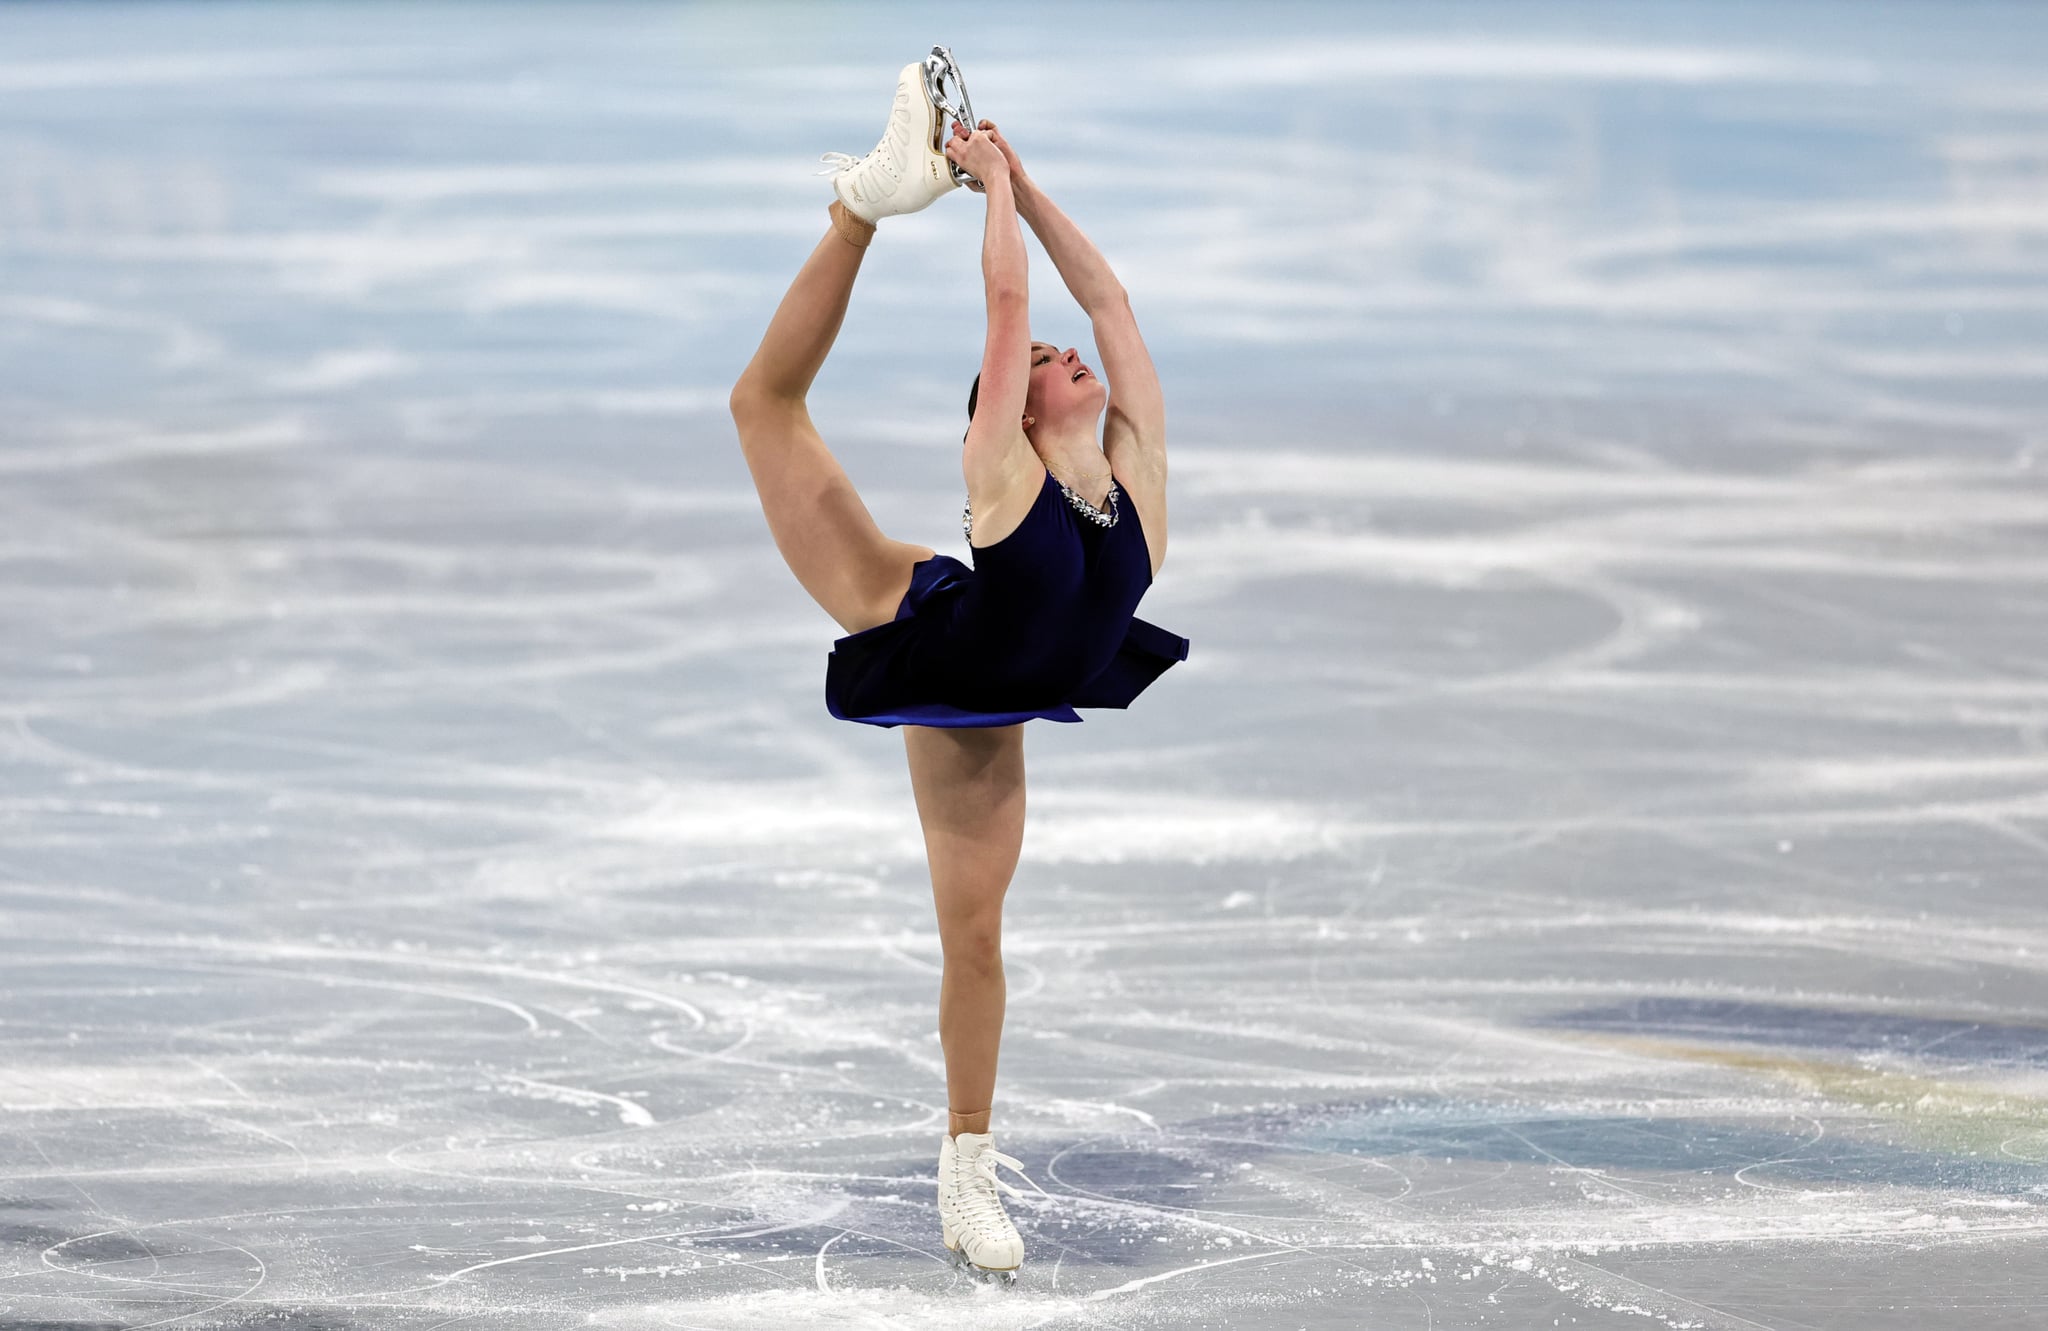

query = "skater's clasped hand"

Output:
[[974, 120, 1026, 182], [946, 122, 1009, 190]]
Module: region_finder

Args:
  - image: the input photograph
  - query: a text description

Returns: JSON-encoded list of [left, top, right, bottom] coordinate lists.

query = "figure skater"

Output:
[[727, 51, 1188, 1282]]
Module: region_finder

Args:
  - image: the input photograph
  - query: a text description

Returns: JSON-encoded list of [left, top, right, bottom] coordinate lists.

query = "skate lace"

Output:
[[816, 141, 901, 183], [819, 85, 917, 182], [955, 1146, 1047, 1233]]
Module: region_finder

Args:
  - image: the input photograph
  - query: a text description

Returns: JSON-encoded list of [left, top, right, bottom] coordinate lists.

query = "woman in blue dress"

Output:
[[728, 57, 1187, 1280]]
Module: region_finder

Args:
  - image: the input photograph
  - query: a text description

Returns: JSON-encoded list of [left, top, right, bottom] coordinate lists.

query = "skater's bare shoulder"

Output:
[[960, 281, 1037, 517]]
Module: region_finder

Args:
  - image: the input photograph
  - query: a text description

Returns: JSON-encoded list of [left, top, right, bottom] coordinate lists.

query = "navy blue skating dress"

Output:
[[825, 468, 1190, 727]]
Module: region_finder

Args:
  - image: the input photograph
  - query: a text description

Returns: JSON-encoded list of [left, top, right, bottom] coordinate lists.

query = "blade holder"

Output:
[[923, 45, 979, 187]]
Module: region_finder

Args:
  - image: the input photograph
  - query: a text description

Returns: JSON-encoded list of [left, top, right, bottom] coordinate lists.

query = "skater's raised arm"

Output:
[[950, 126, 1038, 495], [977, 124, 1121, 312], [976, 121, 1165, 470]]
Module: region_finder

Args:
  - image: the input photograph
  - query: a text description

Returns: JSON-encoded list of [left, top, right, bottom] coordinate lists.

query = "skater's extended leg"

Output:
[[732, 203, 873, 403], [729, 213, 933, 636], [903, 723, 1027, 1135]]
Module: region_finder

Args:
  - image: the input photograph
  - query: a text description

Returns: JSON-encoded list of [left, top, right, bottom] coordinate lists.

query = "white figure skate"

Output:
[[938, 1130, 1045, 1283], [818, 46, 977, 222]]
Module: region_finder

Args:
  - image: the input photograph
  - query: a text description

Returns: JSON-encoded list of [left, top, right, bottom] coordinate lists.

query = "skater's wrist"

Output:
[[976, 170, 1015, 204]]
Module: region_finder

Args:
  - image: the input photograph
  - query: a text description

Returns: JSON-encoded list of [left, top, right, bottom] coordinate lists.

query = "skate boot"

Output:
[[938, 1130, 1044, 1283], [817, 47, 973, 223]]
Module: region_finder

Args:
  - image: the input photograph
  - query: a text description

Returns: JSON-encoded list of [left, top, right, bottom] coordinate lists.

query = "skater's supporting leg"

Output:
[[729, 214, 932, 636], [903, 723, 1026, 1135]]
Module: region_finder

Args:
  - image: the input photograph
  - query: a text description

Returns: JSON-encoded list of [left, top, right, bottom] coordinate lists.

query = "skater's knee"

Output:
[[940, 919, 1003, 972], [729, 377, 803, 426]]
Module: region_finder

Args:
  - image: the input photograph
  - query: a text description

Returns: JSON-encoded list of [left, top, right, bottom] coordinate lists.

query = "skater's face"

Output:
[[1024, 341, 1106, 434]]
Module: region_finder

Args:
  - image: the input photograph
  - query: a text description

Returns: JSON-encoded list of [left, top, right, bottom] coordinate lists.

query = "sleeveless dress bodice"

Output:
[[824, 469, 1190, 727]]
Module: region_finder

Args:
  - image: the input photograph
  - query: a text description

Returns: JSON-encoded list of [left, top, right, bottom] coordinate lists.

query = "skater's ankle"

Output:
[[948, 1106, 991, 1138], [829, 199, 875, 248]]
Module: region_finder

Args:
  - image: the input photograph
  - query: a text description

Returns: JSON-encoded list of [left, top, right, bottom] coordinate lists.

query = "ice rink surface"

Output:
[[3, 2, 2046, 1326]]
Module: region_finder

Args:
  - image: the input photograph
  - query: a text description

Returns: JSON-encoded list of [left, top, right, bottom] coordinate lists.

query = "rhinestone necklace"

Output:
[[963, 473, 1120, 542]]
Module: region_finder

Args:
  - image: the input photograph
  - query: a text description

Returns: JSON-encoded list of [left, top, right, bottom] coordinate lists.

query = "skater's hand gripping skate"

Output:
[[974, 120, 1026, 183], [946, 124, 1008, 192]]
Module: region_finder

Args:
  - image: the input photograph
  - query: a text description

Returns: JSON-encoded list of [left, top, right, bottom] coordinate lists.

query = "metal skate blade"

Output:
[[923, 44, 978, 187], [946, 1242, 1019, 1284]]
